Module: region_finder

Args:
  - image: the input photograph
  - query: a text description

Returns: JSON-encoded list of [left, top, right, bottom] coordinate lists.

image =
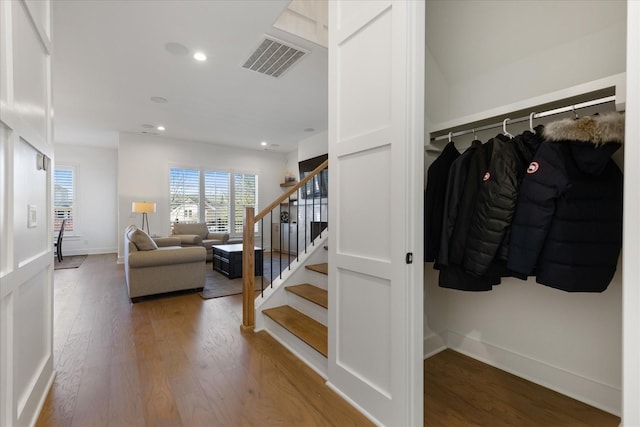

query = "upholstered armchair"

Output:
[[170, 222, 229, 261]]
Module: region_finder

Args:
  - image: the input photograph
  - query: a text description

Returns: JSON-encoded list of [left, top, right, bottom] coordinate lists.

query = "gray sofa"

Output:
[[124, 225, 206, 302], [170, 222, 229, 261]]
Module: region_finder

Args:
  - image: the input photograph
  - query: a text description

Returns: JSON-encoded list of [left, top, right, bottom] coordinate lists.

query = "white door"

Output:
[[328, 2, 424, 426]]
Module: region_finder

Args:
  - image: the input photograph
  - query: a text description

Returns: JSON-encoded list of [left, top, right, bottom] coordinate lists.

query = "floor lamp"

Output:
[[132, 201, 156, 235]]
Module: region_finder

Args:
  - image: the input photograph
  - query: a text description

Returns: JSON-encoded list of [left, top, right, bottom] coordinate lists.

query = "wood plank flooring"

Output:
[[37, 254, 620, 426], [37, 254, 370, 427], [425, 349, 620, 427]]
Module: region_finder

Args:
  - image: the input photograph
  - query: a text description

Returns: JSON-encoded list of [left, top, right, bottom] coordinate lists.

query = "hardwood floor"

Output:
[[37, 254, 620, 426], [425, 350, 620, 427], [37, 254, 371, 427]]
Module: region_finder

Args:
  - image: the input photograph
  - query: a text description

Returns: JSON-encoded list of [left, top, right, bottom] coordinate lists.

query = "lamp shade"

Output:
[[132, 202, 156, 213]]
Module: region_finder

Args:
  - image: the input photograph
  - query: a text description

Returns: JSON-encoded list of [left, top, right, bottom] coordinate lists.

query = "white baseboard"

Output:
[[444, 330, 621, 416], [423, 332, 446, 359], [325, 380, 384, 427], [62, 247, 117, 256]]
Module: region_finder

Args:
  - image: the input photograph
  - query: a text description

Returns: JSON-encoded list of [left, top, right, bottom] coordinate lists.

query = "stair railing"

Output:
[[242, 159, 328, 330]]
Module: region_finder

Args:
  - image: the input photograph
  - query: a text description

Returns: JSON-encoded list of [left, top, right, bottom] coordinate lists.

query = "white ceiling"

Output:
[[425, 0, 626, 85], [52, 0, 328, 152]]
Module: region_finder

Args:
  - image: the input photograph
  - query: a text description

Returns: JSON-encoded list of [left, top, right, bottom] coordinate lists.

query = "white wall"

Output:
[[297, 130, 328, 163], [54, 144, 118, 255], [424, 0, 627, 416], [117, 132, 288, 260], [0, 1, 55, 425], [426, 0, 627, 125]]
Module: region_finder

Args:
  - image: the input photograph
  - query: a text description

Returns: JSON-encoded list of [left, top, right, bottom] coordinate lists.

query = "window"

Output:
[[205, 171, 230, 232], [170, 168, 200, 223], [234, 173, 257, 233], [170, 167, 258, 235], [53, 167, 74, 231]]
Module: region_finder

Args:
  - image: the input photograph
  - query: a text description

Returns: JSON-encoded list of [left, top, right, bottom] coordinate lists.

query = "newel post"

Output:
[[241, 206, 255, 331]]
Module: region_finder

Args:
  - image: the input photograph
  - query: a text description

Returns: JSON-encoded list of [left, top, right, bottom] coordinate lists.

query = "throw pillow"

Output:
[[129, 227, 158, 251]]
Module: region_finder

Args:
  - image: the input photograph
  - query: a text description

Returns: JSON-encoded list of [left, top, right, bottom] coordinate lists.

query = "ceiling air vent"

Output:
[[242, 36, 307, 78]]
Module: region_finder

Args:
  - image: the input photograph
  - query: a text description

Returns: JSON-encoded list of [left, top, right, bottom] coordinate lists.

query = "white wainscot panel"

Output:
[[14, 138, 48, 265], [337, 145, 390, 261], [337, 1, 388, 33], [0, 123, 8, 276], [12, 1, 47, 143], [337, 7, 391, 142], [337, 268, 391, 396], [14, 269, 49, 415]]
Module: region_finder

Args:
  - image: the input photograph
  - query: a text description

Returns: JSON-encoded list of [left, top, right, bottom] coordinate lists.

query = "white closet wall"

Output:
[[424, 0, 626, 415]]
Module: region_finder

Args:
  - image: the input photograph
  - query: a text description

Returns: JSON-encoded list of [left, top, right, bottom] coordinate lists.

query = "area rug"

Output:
[[54, 255, 87, 270], [199, 254, 292, 299]]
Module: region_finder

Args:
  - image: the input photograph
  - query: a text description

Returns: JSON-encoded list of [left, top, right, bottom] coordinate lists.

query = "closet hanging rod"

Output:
[[429, 95, 616, 143]]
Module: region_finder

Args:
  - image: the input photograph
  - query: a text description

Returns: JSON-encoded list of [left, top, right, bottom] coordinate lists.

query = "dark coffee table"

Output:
[[212, 244, 263, 279]]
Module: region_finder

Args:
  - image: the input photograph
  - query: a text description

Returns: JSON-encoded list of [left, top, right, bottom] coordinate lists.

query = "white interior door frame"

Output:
[[623, 1, 640, 425]]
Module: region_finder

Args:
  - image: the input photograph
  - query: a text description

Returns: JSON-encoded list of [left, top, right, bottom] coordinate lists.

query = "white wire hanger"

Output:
[[502, 118, 514, 139]]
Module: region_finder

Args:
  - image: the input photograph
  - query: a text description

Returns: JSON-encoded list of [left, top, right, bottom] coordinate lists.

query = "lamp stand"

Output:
[[141, 213, 150, 235]]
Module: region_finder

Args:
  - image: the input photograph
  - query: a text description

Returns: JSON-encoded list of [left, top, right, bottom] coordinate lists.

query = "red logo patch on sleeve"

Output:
[[482, 171, 491, 181], [527, 161, 539, 174]]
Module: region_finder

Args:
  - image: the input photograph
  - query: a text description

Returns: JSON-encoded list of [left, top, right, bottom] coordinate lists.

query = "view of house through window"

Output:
[[170, 167, 258, 234], [53, 167, 74, 232]]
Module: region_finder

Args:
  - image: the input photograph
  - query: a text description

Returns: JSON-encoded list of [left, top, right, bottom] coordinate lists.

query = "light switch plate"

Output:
[[28, 204, 37, 228]]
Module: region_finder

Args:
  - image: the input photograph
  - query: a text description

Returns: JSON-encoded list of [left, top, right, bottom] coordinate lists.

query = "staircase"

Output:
[[242, 159, 330, 378], [254, 239, 329, 378]]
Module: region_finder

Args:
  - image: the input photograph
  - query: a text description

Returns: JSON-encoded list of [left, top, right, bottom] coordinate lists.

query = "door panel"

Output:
[[328, 1, 424, 425]]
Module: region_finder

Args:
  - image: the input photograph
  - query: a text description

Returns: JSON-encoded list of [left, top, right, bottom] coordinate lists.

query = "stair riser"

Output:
[[263, 316, 328, 378], [301, 270, 328, 290], [287, 292, 328, 327]]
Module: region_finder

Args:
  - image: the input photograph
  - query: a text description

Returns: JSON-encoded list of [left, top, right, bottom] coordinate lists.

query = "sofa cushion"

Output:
[[152, 237, 182, 247], [172, 222, 209, 238], [175, 234, 203, 246], [127, 226, 158, 251], [128, 246, 206, 268]]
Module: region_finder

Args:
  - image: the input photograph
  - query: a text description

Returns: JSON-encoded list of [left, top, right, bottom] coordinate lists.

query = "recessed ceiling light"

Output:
[[304, 127, 315, 132], [150, 96, 168, 104], [260, 141, 268, 146], [165, 42, 189, 56], [193, 52, 207, 62], [157, 125, 165, 131]]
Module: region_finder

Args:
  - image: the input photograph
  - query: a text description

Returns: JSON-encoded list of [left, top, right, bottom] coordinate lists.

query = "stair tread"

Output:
[[286, 284, 328, 309], [305, 263, 328, 275], [263, 306, 328, 357]]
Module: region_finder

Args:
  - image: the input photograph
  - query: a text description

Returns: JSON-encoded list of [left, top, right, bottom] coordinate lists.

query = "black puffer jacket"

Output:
[[439, 135, 508, 291], [507, 113, 624, 292], [463, 128, 543, 276]]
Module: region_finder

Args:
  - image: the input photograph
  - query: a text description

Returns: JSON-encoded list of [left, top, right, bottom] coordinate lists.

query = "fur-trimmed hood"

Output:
[[543, 112, 625, 146], [543, 112, 623, 176]]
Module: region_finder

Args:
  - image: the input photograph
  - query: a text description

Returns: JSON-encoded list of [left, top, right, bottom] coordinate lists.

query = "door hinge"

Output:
[[406, 252, 413, 264]]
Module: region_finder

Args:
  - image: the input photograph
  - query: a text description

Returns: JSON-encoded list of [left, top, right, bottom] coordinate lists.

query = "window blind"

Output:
[[169, 167, 258, 235], [170, 168, 200, 223], [53, 168, 74, 231], [204, 171, 230, 232], [234, 173, 258, 233]]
